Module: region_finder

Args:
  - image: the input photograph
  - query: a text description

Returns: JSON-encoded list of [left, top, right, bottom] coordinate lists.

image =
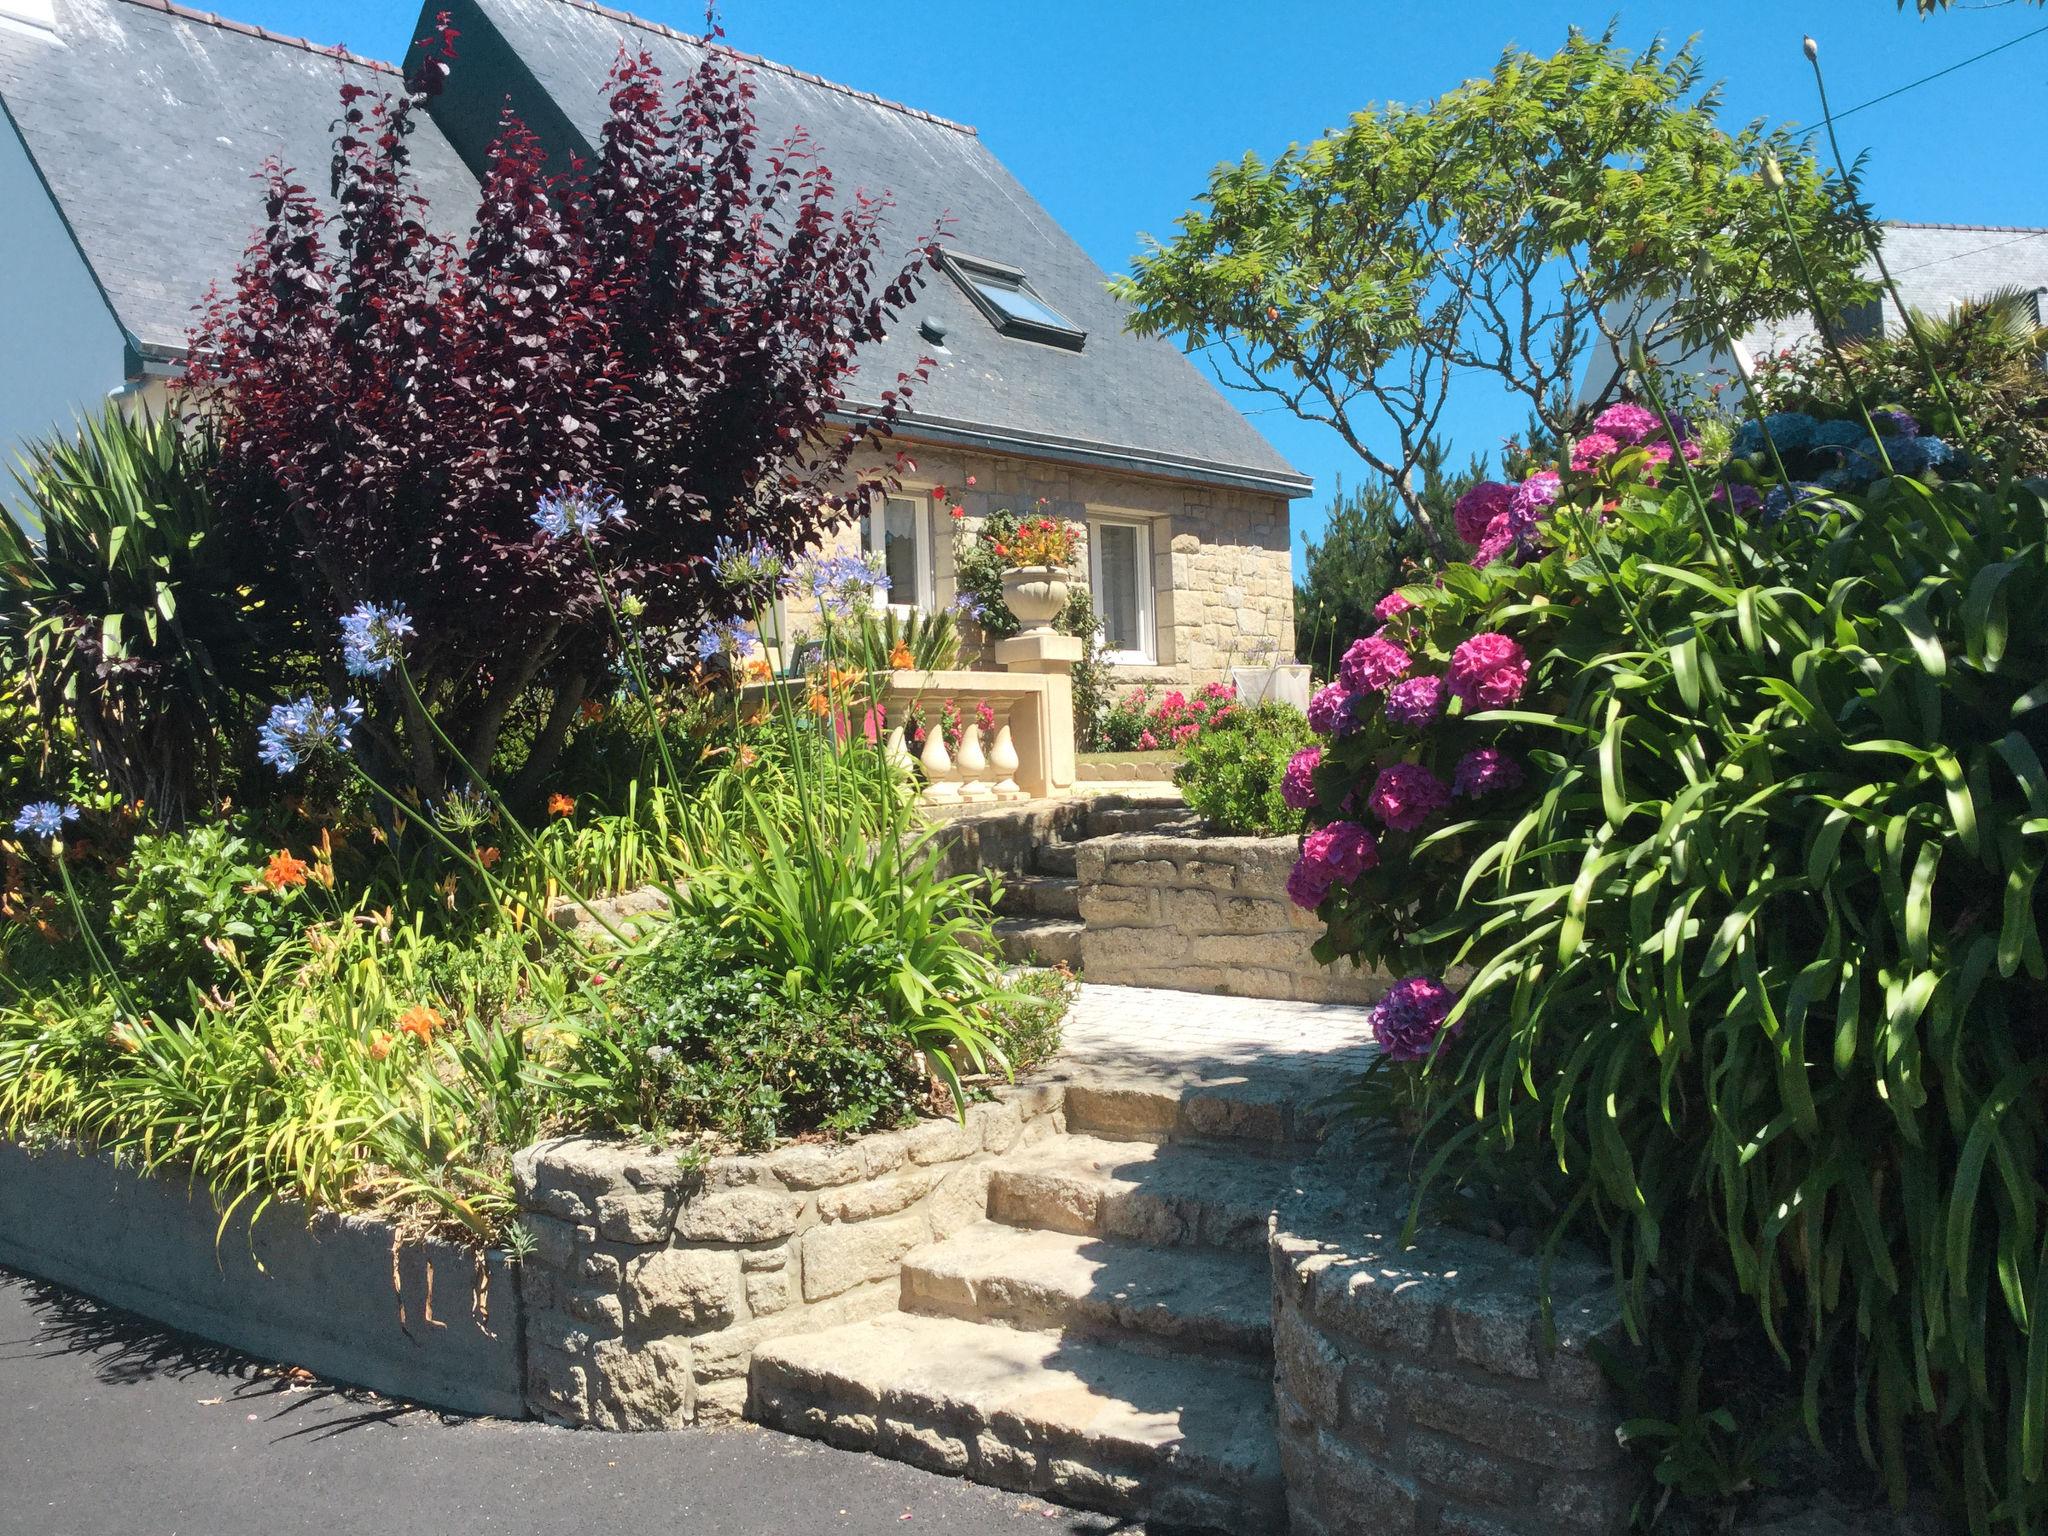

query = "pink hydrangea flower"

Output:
[[1302, 819, 1379, 883], [1286, 856, 1333, 910], [1593, 401, 1660, 445], [1369, 975, 1460, 1062], [1453, 481, 1514, 546], [1569, 431, 1622, 472], [1307, 681, 1358, 738], [1374, 589, 1416, 621], [1447, 633, 1531, 709], [1383, 674, 1448, 729], [1367, 762, 1450, 831], [1281, 747, 1322, 810], [1472, 513, 1516, 568], [1340, 634, 1410, 695], [1510, 471, 1561, 520], [1453, 747, 1525, 798]]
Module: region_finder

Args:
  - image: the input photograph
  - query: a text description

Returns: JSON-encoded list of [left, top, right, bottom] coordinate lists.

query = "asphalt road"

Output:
[[0, 1268, 1126, 1536]]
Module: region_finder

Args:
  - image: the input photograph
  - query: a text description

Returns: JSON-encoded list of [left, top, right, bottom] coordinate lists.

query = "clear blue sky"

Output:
[[227, 0, 2048, 575]]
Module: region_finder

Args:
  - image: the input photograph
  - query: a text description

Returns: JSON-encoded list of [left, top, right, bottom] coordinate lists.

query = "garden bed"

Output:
[[0, 1139, 524, 1417]]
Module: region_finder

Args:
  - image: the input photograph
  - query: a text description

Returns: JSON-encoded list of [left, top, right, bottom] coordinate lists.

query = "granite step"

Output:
[[748, 1311, 1285, 1533], [998, 873, 1081, 920], [1032, 841, 1080, 878], [986, 1132, 1328, 1255], [995, 915, 1084, 969], [1087, 804, 1190, 837], [901, 1222, 1272, 1366], [1058, 1075, 1330, 1154]]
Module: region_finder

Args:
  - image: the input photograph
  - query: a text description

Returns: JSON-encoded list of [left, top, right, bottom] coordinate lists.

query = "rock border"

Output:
[[0, 1139, 524, 1418]]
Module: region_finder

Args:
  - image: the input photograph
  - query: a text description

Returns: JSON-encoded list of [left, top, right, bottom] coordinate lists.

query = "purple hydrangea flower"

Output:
[[1447, 633, 1531, 709], [1710, 482, 1763, 517], [1367, 762, 1450, 832], [1302, 819, 1379, 883], [1592, 401, 1660, 446], [1286, 856, 1333, 910], [1871, 409, 1919, 438], [1510, 471, 1562, 521], [1453, 747, 1525, 799], [1369, 975, 1460, 1062], [339, 602, 414, 679], [1383, 674, 1448, 729], [1472, 514, 1516, 569], [1340, 634, 1411, 695], [1307, 681, 1359, 738], [11, 801, 80, 840], [1453, 482, 1514, 547], [1281, 747, 1322, 811]]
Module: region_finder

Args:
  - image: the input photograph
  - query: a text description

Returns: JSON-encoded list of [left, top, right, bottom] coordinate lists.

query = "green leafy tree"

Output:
[[1294, 447, 1482, 671], [1114, 27, 1871, 554]]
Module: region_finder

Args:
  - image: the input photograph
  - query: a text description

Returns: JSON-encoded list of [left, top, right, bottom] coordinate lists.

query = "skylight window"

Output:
[[944, 254, 1086, 351]]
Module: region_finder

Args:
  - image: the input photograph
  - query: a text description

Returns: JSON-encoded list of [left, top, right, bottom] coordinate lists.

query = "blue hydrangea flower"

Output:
[[1920, 436, 1953, 468], [802, 552, 890, 621], [693, 617, 759, 664], [12, 801, 80, 840], [534, 484, 628, 540], [709, 536, 789, 595], [1871, 409, 1919, 438], [1739, 411, 1819, 455], [339, 602, 415, 679], [1809, 419, 1868, 451], [258, 695, 364, 774]]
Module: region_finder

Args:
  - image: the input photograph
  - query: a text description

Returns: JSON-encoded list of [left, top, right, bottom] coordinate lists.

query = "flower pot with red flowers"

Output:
[[996, 513, 1083, 633]]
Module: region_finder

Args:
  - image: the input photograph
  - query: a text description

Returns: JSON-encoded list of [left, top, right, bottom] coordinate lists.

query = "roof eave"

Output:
[[840, 406, 1313, 500]]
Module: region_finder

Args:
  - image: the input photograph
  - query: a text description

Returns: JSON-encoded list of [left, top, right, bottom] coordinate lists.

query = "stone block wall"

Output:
[[1270, 1211, 1641, 1536], [512, 1086, 1066, 1428], [1075, 831, 1385, 1004]]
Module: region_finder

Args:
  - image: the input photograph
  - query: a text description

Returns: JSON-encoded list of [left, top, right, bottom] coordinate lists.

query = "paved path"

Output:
[[1051, 982, 1377, 1094], [0, 1270, 1124, 1536]]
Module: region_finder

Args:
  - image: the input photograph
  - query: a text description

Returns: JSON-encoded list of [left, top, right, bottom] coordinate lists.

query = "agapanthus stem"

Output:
[[51, 847, 143, 1023], [576, 531, 685, 796]]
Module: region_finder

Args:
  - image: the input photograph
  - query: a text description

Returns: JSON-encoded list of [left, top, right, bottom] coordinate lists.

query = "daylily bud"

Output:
[[1762, 156, 1785, 189], [1802, 35, 1818, 63]]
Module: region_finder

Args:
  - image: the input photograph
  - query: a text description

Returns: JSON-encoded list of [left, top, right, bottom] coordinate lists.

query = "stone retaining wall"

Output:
[[512, 1085, 1066, 1428], [1075, 832, 1384, 1004], [0, 1140, 523, 1417], [1270, 1209, 1640, 1535]]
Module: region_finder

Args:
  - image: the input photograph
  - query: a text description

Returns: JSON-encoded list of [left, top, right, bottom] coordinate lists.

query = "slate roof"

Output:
[[410, 0, 1310, 497], [0, 0, 481, 367], [1740, 220, 2048, 357]]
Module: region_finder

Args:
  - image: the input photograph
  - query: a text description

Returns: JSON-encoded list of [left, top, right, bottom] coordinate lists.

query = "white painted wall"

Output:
[[0, 112, 129, 516]]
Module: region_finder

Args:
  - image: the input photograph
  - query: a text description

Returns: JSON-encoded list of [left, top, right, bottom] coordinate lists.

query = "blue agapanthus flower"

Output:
[[802, 552, 890, 621], [709, 536, 789, 595], [339, 602, 415, 679], [12, 801, 81, 840], [258, 695, 363, 774], [693, 616, 759, 664], [534, 484, 628, 540], [949, 590, 990, 624]]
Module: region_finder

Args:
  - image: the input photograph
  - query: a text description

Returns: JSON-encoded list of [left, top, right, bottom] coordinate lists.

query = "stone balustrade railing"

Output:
[[739, 631, 1080, 805]]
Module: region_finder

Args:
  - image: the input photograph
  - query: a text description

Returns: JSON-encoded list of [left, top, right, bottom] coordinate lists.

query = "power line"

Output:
[[1830, 18, 2048, 121], [1887, 226, 2048, 276]]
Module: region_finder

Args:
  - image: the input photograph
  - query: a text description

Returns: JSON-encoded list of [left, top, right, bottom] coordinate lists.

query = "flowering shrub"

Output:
[[1095, 682, 1238, 753], [1290, 414, 2048, 1527], [1173, 702, 1315, 836]]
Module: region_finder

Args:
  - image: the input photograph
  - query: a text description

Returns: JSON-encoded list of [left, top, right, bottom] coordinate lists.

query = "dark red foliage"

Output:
[[184, 20, 941, 788]]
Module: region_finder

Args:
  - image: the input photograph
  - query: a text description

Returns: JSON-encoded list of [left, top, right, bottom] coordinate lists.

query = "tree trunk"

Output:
[[1395, 470, 1451, 561], [505, 672, 589, 811]]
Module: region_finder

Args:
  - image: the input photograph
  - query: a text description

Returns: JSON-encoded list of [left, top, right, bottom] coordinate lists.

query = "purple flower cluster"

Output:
[[1453, 747, 1524, 798], [1369, 975, 1460, 1062], [339, 601, 414, 679], [1374, 589, 1416, 621], [1307, 681, 1359, 738], [1287, 819, 1378, 909], [1383, 673, 1447, 729], [711, 536, 789, 594], [1340, 633, 1411, 695], [1591, 401, 1661, 445], [1446, 633, 1530, 709], [1281, 747, 1322, 811], [1367, 762, 1450, 831], [1454, 482, 1513, 547]]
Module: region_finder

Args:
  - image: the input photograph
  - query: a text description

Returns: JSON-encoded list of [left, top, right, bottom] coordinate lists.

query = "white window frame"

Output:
[[864, 491, 935, 615], [1088, 515, 1155, 665]]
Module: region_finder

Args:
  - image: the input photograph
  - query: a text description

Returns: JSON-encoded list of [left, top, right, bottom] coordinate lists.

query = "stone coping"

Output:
[[1269, 1197, 1640, 1536], [0, 1139, 524, 1418]]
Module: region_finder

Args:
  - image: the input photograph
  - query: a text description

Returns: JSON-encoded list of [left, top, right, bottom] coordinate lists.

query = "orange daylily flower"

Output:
[[889, 642, 915, 670], [477, 846, 502, 869], [396, 1006, 445, 1044], [738, 744, 760, 768], [367, 1030, 396, 1061], [548, 794, 576, 818], [262, 850, 310, 890], [579, 698, 607, 724]]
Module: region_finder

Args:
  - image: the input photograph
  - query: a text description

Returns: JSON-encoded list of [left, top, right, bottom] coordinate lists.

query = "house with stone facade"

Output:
[[0, 0, 1309, 691]]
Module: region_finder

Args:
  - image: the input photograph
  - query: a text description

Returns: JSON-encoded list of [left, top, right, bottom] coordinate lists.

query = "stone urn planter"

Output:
[[1000, 565, 1070, 633]]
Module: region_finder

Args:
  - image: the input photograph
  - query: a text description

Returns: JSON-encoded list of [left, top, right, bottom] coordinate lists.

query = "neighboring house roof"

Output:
[[0, 0, 481, 369], [1739, 220, 2048, 360], [410, 0, 1311, 498]]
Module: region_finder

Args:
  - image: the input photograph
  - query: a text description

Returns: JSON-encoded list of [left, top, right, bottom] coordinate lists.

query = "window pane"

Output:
[[882, 497, 922, 606], [970, 276, 1074, 331], [1098, 523, 1141, 654]]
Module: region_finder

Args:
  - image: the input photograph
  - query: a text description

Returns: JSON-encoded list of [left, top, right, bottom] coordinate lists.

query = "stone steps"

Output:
[[986, 1132, 1322, 1255], [901, 1221, 1273, 1367], [1060, 1075, 1329, 1155], [998, 873, 1081, 920], [994, 915, 1085, 968], [748, 1310, 1286, 1533], [1032, 841, 1080, 878]]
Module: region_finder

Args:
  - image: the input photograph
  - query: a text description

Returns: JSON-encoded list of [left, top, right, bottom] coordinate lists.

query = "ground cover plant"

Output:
[[1174, 701, 1315, 837]]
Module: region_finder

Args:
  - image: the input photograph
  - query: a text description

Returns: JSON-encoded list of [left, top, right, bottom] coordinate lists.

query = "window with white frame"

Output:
[[1088, 517, 1154, 664], [861, 492, 933, 612]]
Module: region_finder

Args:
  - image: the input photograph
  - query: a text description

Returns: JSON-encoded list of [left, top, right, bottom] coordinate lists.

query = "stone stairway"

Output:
[[991, 798, 1187, 969], [747, 1072, 1348, 1532]]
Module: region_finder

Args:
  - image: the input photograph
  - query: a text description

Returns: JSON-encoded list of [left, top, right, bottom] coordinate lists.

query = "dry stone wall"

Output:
[[1270, 1208, 1640, 1536], [513, 1086, 1066, 1428], [1075, 831, 1385, 1004]]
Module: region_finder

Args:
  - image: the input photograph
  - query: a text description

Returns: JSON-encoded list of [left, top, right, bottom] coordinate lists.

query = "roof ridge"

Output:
[[104, 0, 400, 75], [543, 0, 977, 137], [1883, 218, 2048, 236]]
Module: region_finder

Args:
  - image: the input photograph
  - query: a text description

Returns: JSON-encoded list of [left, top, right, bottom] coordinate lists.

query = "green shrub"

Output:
[[1295, 453, 2048, 1529], [1175, 702, 1314, 836], [110, 824, 307, 1000], [559, 927, 925, 1147]]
